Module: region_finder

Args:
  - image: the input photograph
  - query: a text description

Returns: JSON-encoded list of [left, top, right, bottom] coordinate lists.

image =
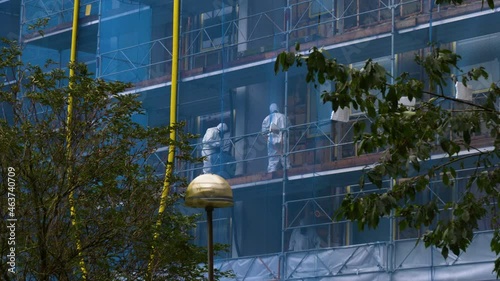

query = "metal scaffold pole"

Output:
[[388, 2, 397, 278], [148, 0, 180, 278], [280, 2, 291, 280], [67, 0, 88, 279]]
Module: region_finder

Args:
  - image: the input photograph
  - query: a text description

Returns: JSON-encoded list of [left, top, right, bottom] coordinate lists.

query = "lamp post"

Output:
[[185, 174, 234, 281]]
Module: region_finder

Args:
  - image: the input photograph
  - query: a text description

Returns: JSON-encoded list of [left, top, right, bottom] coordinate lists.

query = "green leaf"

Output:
[[442, 246, 449, 259], [450, 244, 461, 257], [449, 167, 456, 180], [487, 0, 494, 9], [461, 210, 470, 222], [399, 220, 408, 232], [440, 139, 450, 154], [463, 130, 471, 146], [491, 230, 500, 255], [274, 52, 283, 74], [367, 104, 376, 118]]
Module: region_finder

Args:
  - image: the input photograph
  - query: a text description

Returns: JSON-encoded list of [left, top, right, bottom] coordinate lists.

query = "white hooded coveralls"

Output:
[[202, 123, 227, 174], [261, 104, 291, 172]]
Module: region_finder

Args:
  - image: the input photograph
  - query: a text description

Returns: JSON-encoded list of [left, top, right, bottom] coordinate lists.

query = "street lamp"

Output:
[[185, 173, 234, 281]]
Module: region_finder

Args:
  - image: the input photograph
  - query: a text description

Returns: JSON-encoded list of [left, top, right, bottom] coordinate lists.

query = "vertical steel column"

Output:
[[67, 0, 87, 279], [148, 0, 181, 277], [389, 1, 396, 279]]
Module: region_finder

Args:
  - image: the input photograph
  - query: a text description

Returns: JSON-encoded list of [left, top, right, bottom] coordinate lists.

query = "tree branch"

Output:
[[422, 90, 499, 114]]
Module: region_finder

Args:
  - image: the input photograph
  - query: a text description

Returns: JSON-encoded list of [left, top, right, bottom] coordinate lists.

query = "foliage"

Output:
[[0, 39, 227, 280], [275, 7, 500, 279]]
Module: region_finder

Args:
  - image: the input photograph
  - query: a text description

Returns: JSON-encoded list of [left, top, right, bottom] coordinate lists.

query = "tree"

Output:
[[275, 1, 500, 277], [0, 39, 226, 280]]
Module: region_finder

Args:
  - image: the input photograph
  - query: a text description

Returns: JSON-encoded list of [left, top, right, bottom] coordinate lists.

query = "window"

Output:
[[201, 6, 238, 50], [309, 0, 334, 17]]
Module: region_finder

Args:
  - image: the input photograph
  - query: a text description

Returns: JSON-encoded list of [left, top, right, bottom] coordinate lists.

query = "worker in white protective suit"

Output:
[[261, 103, 291, 173], [288, 219, 323, 251], [202, 123, 229, 174]]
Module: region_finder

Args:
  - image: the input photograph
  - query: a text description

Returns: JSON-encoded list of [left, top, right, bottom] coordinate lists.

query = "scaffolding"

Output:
[[7, 0, 500, 279]]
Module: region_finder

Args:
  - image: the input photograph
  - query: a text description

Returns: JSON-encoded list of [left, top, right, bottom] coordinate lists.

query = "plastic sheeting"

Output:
[[393, 232, 497, 281], [285, 244, 387, 279], [217, 254, 280, 281], [215, 232, 496, 281]]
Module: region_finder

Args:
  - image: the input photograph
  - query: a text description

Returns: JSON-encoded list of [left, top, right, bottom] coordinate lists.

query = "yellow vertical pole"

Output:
[[66, 0, 87, 279], [148, 0, 180, 277]]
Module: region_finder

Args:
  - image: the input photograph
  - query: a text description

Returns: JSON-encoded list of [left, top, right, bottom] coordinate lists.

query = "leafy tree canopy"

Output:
[[0, 38, 227, 280]]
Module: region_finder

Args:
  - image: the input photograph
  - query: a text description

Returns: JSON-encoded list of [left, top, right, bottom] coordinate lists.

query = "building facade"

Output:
[[1, 0, 498, 280]]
